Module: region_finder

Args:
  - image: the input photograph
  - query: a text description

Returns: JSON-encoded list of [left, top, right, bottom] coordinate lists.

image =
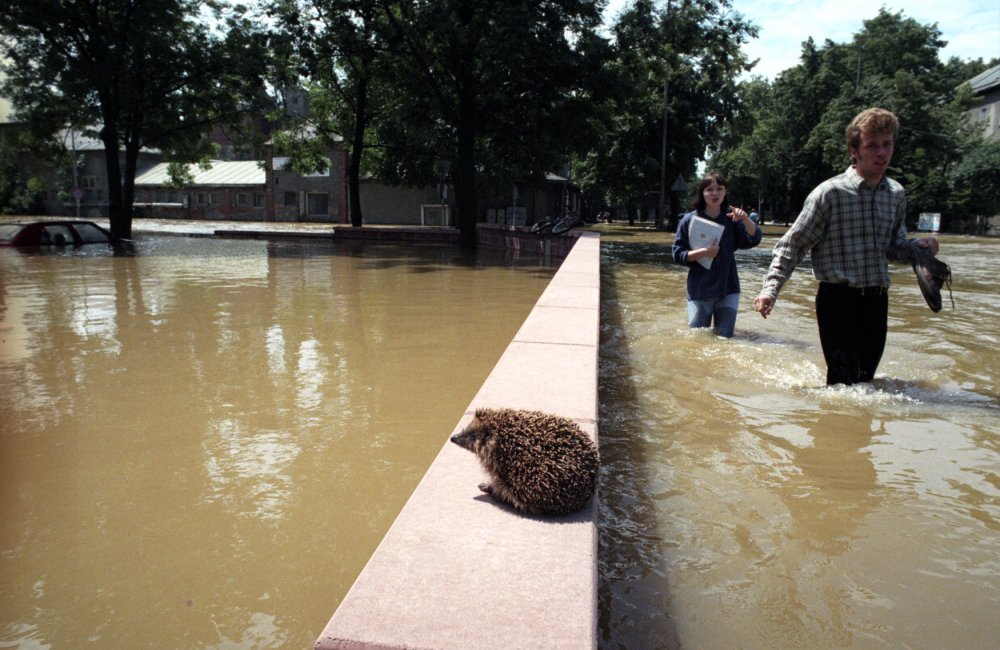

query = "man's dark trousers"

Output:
[[816, 282, 890, 385]]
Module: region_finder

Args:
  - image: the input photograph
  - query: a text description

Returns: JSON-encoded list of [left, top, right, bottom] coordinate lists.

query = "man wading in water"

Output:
[[752, 107, 939, 386]]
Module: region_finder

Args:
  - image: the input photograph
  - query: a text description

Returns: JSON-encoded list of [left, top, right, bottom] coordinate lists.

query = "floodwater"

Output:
[[597, 224, 1000, 649], [0, 236, 555, 649]]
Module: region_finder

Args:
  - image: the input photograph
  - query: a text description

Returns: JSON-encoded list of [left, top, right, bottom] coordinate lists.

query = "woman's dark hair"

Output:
[[692, 172, 729, 212]]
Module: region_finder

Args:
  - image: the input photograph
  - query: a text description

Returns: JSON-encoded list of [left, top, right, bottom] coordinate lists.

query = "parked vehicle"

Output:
[[0, 220, 114, 247]]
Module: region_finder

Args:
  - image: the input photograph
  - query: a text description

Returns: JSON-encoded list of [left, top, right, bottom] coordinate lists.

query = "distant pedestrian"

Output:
[[672, 172, 763, 338]]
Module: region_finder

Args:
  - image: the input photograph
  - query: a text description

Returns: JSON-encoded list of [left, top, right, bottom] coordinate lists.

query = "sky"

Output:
[[602, 0, 1000, 80]]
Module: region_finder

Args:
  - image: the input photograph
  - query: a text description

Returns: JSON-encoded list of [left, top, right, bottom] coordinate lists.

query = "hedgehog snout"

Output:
[[450, 431, 474, 451]]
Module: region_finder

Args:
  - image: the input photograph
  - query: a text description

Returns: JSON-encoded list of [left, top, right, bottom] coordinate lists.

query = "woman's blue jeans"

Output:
[[686, 292, 741, 338]]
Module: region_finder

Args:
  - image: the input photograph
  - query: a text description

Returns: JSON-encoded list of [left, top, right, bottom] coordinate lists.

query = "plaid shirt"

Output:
[[761, 166, 915, 300]]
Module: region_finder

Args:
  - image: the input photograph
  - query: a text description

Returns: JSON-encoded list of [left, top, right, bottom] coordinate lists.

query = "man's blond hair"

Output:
[[846, 108, 898, 150]]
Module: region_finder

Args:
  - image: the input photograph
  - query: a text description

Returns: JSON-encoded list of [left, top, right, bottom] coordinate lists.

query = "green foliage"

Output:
[[713, 8, 999, 225], [575, 0, 758, 226], [1, 1, 994, 238], [0, 141, 43, 215], [372, 0, 609, 245], [0, 0, 270, 238], [269, 0, 397, 226], [270, 0, 610, 239], [947, 141, 1000, 217]]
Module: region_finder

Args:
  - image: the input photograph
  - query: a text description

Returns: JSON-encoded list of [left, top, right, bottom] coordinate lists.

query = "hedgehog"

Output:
[[450, 407, 600, 516]]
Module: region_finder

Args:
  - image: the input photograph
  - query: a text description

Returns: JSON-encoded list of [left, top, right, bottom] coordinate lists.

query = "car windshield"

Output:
[[41, 225, 74, 246], [0, 224, 24, 242], [73, 222, 110, 243]]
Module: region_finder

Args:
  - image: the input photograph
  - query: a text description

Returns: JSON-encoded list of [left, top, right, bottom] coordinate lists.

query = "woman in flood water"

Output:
[[672, 171, 763, 337]]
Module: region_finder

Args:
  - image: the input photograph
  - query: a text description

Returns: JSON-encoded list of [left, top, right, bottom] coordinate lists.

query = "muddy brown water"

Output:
[[597, 224, 1000, 649], [0, 236, 556, 648], [4, 225, 998, 649]]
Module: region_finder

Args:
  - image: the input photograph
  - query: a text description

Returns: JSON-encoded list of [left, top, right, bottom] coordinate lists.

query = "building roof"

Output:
[[59, 128, 161, 154], [135, 160, 265, 187], [967, 63, 1000, 95]]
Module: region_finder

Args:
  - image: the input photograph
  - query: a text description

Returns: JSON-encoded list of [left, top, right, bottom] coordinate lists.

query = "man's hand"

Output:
[[753, 294, 774, 319], [914, 237, 939, 256]]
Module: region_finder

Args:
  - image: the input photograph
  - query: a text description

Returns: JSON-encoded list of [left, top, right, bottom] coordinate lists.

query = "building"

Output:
[[60, 131, 164, 218], [3, 119, 579, 228], [966, 63, 1000, 143], [270, 149, 349, 222], [134, 160, 267, 220], [354, 172, 580, 228], [481, 172, 582, 227], [0, 127, 165, 219], [133, 149, 350, 223]]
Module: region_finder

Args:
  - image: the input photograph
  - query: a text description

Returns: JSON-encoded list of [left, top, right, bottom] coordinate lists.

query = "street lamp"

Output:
[[434, 159, 451, 226], [63, 126, 83, 218], [657, 78, 669, 230]]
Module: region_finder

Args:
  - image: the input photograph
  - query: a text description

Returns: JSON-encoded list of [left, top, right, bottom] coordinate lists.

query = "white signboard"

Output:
[[918, 212, 941, 232]]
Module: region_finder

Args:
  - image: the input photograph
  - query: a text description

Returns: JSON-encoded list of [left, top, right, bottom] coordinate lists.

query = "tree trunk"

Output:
[[121, 135, 141, 240], [449, 1, 479, 249], [453, 83, 478, 249], [349, 80, 367, 227], [100, 123, 130, 241]]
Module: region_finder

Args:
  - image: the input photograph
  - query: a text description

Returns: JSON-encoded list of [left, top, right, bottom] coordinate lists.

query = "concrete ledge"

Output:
[[315, 231, 601, 650], [332, 225, 460, 244], [215, 229, 334, 240], [476, 222, 580, 260]]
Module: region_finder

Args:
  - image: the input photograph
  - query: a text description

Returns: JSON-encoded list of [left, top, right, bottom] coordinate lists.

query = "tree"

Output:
[[373, 0, 607, 248], [0, 137, 44, 215], [0, 0, 269, 240], [268, 0, 608, 245], [577, 0, 758, 229], [948, 141, 1000, 221], [716, 9, 995, 227], [269, 0, 394, 227], [713, 38, 835, 221]]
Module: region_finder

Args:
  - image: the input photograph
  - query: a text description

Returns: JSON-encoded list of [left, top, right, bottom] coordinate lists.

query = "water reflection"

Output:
[[597, 225, 1000, 649], [0, 237, 555, 648]]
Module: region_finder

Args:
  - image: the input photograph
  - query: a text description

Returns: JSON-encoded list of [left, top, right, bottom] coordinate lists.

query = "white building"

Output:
[[966, 64, 1000, 143]]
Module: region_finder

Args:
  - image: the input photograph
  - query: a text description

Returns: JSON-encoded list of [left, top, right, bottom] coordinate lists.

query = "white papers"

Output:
[[688, 216, 724, 269]]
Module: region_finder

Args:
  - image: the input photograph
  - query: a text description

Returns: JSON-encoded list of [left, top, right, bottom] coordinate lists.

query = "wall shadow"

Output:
[[597, 243, 681, 650]]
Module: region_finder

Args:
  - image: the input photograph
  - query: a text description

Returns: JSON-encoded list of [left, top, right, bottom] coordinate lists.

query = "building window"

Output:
[[253, 193, 264, 207], [307, 193, 329, 216], [81, 175, 98, 189], [209, 192, 219, 205], [197, 192, 207, 205], [284, 191, 297, 208], [235, 192, 249, 207]]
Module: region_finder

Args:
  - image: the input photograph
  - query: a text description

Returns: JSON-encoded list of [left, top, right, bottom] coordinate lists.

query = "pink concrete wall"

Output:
[[476, 222, 578, 259], [315, 231, 601, 650]]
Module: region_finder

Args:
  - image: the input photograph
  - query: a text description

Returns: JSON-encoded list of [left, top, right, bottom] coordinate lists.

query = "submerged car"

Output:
[[0, 220, 114, 247]]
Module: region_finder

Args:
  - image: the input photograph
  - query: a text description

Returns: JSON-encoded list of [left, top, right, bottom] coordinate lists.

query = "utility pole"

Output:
[[657, 78, 668, 230], [70, 128, 81, 218]]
